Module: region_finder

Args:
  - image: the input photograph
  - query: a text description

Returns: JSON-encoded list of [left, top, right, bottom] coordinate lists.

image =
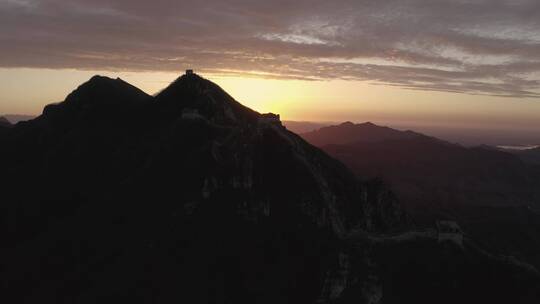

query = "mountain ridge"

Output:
[[0, 72, 410, 303], [1, 73, 538, 303], [301, 120, 428, 147]]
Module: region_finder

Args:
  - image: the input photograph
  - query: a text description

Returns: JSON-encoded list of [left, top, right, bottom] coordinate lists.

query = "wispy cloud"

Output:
[[2, 0, 540, 97]]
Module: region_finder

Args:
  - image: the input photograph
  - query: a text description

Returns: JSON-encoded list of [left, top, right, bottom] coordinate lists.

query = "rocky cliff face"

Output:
[[0, 73, 538, 304]]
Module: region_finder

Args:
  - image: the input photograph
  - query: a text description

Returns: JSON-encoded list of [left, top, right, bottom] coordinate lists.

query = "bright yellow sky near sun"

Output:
[[1, 68, 540, 132]]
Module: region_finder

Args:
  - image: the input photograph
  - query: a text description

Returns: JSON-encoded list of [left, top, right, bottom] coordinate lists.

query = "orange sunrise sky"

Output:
[[2, 0, 540, 134]]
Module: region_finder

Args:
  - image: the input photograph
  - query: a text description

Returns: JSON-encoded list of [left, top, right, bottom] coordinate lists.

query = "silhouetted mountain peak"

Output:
[[64, 75, 150, 107], [39, 75, 151, 122], [155, 71, 259, 124], [157, 71, 214, 97]]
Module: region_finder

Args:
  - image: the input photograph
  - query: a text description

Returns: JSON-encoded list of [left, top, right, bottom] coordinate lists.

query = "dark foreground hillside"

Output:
[[1, 73, 538, 303]]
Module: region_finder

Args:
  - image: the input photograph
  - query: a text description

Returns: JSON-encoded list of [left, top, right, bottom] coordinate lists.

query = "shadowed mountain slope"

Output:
[[301, 122, 540, 212], [301, 122, 540, 269], [0, 73, 408, 303]]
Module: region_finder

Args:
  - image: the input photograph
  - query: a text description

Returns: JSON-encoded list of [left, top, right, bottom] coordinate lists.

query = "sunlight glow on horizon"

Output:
[[1, 68, 540, 134]]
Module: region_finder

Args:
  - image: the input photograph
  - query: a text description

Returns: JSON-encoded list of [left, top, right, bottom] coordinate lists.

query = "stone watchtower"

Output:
[[258, 113, 282, 126], [436, 220, 463, 246]]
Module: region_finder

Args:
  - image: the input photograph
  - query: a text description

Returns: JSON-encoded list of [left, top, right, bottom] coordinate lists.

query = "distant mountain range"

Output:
[[284, 120, 540, 147], [301, 122, 540, 269], [282, 120, 331, 134], [0, 116, 11, 127], [1, 74, 538, 303], [501, 146, 540, 165], [302, 121, 425, 146], [0, 114, 35, 124]]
